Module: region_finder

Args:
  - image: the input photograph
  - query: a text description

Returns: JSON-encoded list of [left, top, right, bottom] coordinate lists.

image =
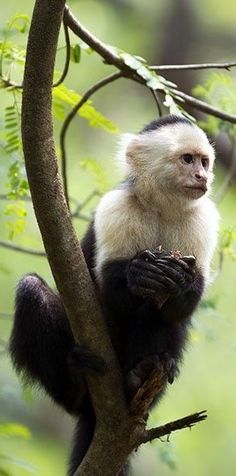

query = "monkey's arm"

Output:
[[100, 252, 204, 323]]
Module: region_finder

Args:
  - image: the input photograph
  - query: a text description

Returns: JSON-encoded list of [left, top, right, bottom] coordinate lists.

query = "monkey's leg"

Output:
[[9, 274, 104, 414]]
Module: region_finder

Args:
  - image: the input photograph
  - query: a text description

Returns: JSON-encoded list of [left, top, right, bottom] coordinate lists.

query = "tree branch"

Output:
[[150, 61, 236, 71], [64, 5, 236, 124], [0, 77, 23, 89], [130, 364, 168, 417], [149, 89, 162, 116], [142, 410, 207, 444], [53, 20, 71, 88], [170, 88, 236, 123], [64, 5, 128, 72], [60, 71, 123, 207], [0, 239, 45, 256], [21, 2, 134, 474]]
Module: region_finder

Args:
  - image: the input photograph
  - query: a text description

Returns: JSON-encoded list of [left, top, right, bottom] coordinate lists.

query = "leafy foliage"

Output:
[[53, 83, 119, 133], [70, 44, 81, 64], [117, 50, 195, 120], [0, 13, 119, 240], [219, 227, 236, 260], [79, 157, 109, 192], [0, 423, 31, 440], [193, 73, 236, 137]]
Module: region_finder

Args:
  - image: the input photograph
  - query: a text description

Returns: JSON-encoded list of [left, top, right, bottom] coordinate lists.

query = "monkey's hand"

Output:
[[127, 250, 195, 301]]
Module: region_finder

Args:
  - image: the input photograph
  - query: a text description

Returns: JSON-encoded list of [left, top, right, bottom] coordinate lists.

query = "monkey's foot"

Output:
[[67, 345, 107, 384], [126, 353, 178, 397], [159, 352, 179, 384]]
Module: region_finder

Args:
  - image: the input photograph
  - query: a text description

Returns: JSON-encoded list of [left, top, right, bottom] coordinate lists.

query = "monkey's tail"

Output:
[[67, 404, 95, 476]]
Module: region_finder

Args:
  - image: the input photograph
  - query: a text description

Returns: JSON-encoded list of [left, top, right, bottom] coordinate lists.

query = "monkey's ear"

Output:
[[126, 136, 143, 162], [117, 133, 140, 165], [117, 133, 144, 174]]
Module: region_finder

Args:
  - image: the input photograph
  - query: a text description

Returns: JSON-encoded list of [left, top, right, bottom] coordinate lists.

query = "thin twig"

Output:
[[0, 193, 92, 221], [0, 77, 23, 89], [71, 190, 100, 219], [141, 410, 207, 444], [1, 19, 71, 90], [0, 194, 31, 201], [170, 88, 236, 123], [0, 312, 12, 320], [60, 71, 123, 208], [149, 88, 162, 116], [53, 20, 71, 87], [0, 239, 45, 256], [150, 61, 236, 71]]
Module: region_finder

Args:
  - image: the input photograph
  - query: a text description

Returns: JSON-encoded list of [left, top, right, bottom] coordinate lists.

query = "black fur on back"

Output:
[[140, 114, 193, 134]]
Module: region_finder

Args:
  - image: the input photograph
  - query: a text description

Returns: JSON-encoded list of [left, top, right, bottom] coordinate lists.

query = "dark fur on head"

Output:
[[140, 114, 193, 134]]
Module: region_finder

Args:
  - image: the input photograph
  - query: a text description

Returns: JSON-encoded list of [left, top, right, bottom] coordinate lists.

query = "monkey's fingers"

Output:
[[129, 259, 170, 276], [139, 249, 170, 262], [181, 255, 196, 267], [157, 257, 195, 279], [128, 271, 177, 297], [154, 262, 194, 286]]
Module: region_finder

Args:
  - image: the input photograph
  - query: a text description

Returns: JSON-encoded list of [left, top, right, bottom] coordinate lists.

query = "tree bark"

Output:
[[21, 1, 133, 474]]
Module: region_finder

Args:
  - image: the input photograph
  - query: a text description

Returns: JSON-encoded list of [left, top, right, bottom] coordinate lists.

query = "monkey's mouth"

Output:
[[185, 185, 207, 195], [185, 184, 207, 198]]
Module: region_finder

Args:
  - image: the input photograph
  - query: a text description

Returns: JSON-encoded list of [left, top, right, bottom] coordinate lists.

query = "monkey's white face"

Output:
[[174, 152, 213, 200], [121, 121, 215, 203]]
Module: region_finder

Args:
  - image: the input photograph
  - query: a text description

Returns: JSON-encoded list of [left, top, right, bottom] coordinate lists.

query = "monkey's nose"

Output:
[[195, 173, 206, 182]]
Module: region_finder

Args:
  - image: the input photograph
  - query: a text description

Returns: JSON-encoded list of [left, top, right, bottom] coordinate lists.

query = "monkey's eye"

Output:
[[201, 157, 209, 169], [181, 154, 194, 164]]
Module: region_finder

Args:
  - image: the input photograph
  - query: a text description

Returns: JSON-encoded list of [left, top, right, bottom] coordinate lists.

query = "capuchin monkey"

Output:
[[9, 115, 219, 475]]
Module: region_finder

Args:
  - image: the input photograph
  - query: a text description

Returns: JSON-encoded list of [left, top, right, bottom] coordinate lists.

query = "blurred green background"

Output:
[[0, 0, 236, 475]]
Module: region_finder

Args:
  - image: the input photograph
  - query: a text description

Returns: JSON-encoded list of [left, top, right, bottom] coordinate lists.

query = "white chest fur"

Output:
[[94, 188, 219, 282]]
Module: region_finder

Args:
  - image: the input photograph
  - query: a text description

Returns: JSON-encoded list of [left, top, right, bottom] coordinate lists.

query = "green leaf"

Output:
[[0, 423, 31, 440], [53, 84, 119, 133], [70, 44, 81, 63], [7, 14, 29, 34], [193, 73, 236, 137], [4, 203, 27, 218], [79, 42, 93, 54], [6, 161, 29, 199], [219, 227, 236, 260], [5, 219, 26, 240], [120, 52, 141, 70], [80, 157, 109, 192]]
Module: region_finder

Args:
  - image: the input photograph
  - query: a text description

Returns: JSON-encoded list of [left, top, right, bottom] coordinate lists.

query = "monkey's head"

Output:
[[119, 115, 215, 203]]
